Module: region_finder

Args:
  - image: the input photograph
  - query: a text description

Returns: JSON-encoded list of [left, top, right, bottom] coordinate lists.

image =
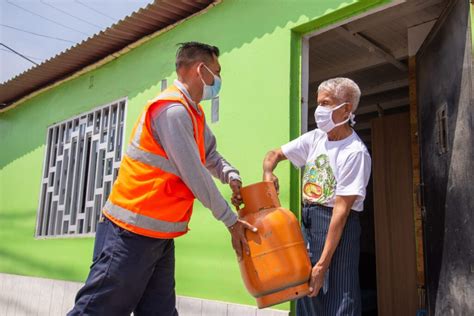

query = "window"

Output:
[[35, 99, 127, 238]]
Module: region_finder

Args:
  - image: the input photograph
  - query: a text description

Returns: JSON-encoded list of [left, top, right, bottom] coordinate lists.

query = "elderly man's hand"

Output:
[[263, 171, 280, 194], [308, 264, 327, 297], [230, 179, 243, 209], [228, 219, 258, 261]]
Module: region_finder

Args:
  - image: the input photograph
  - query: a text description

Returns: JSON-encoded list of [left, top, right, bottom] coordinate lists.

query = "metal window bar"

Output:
[[35, 98, 127, 238]]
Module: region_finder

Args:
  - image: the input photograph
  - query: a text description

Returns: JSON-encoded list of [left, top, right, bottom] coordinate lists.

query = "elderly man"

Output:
[[68, 42, 256, 316], [263, 78, 371, 315]]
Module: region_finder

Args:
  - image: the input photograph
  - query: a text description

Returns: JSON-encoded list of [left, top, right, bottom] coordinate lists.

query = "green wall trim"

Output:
[[292, 0, 392, 34], [289, 30, 302, 219]]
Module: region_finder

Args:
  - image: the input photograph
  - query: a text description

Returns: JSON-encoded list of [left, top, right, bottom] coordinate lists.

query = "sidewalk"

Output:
[[0, 273, 288, 316]]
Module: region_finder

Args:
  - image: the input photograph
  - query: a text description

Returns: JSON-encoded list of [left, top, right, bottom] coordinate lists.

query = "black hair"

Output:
[[175, 42, 220, 70]]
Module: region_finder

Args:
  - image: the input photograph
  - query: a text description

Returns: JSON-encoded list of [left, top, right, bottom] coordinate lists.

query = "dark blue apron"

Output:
[[297, 204, 361, 316]]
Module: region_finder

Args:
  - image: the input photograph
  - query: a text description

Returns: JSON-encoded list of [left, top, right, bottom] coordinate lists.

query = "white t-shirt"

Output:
[[281, 129, 371, 211]]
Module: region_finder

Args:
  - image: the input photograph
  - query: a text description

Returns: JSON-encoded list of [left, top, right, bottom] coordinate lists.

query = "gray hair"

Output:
[[317, 77, 361, 112]]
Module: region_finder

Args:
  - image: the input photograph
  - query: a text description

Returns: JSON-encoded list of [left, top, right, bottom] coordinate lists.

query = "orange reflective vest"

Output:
[[103, 84, 206, 239]]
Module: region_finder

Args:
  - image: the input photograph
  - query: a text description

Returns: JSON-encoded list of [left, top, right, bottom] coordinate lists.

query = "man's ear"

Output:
[[196, 62, 205, 77]]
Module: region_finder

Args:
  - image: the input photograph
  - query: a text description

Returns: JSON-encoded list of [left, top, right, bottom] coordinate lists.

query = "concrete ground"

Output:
[[0, 273, 288, 316]]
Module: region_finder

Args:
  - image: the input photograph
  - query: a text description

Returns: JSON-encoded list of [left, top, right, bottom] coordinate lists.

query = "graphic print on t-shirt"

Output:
[[302, 154, 336, 204]]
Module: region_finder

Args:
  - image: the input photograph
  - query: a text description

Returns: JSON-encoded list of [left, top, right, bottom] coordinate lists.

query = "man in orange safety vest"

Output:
[[68, 42, 256, 316]]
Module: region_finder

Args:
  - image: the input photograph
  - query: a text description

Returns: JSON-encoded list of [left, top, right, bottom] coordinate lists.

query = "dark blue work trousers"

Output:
[[67, 216, 178, 316]]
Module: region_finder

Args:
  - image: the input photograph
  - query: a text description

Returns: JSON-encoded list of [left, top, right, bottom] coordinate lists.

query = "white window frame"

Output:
[[35, 97, 127, 239]]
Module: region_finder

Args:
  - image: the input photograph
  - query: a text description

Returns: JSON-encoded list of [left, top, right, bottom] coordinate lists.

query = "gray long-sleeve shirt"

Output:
[[149, 82, 239, 227]]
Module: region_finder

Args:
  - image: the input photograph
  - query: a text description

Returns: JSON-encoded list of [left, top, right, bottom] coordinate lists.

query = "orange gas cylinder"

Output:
[[238, 181, 312, 308]]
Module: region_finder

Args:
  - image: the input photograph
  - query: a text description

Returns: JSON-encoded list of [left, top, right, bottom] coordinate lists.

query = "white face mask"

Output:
[[199, 64, 221, 100], [314, 102, 355, 133]]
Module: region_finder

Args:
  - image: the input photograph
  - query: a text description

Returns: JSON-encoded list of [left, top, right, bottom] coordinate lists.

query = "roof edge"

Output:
[[0, 0, 222, 113]]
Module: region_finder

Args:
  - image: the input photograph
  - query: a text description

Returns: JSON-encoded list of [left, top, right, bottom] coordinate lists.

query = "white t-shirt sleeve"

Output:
[[336, 150, 372, 197], [281, 131, 314, 168]]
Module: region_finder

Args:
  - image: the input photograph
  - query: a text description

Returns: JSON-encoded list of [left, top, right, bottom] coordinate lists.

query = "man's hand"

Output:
[[263, 171, 280, 194], [308, 263, 327, 297], [230, 179, 243, 209], [228, 219, 258, 261]]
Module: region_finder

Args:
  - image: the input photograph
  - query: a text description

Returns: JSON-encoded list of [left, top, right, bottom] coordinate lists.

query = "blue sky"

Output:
[[0, 0, 152, 83]]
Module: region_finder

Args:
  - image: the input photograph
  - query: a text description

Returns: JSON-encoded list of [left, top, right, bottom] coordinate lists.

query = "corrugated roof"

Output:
[[0, 0, 216, 111]]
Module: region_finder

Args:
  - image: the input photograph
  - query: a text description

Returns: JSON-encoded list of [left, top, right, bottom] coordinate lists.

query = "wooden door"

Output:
[[372, 112, 418, 316]]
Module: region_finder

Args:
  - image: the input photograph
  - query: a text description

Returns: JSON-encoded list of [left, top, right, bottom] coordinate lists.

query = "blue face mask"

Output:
[[200, 64, 221, 100]]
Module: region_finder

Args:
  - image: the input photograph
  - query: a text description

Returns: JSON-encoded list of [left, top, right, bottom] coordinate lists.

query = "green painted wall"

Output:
[[0, 0, 391, 309]]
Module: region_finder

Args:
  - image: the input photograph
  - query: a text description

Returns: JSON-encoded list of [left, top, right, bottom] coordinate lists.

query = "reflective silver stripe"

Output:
[[126, 144, 179, 177], [131, 112, 147, 147], [104, 200, 188, 233]]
